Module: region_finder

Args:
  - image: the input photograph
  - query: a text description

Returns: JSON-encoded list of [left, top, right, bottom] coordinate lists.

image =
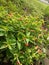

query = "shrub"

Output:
[[0, 0, 47, 17], [0, 0, 49, 65], [0, 12, 48, 65]]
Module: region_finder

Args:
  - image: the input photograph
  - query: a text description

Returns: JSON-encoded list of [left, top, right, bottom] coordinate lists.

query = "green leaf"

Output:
[[26, 39, 29, 43], [0, 32, 4, 36], [0, 29, 5, 36], [17, 41, 21, 50], [0, 42, 7, 49], [26, 32, 30, 38]]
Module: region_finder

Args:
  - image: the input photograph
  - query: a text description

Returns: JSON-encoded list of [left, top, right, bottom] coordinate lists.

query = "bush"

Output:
[[0, 0, 47, 17], [0, 0, 49, 65], [0, 12, 48, 65]]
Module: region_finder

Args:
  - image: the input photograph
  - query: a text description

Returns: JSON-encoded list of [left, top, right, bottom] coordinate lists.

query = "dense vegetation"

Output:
[[0, 0, 47, 17], [0, 0, 49, 65]]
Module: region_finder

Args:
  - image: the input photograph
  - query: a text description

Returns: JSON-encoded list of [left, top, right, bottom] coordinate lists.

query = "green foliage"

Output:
[[45, 6, 49, 16], [0, 0, 48, 17], [0, 0, 49, 65], [0, 12, 48, 65]]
